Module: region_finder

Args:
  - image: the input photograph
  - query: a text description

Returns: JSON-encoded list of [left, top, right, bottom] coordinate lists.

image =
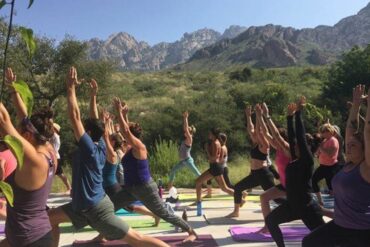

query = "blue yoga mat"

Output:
[[115, 201, 143, 216]]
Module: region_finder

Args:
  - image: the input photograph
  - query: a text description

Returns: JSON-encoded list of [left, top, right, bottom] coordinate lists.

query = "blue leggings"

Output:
[[169, 157, 201, 182]]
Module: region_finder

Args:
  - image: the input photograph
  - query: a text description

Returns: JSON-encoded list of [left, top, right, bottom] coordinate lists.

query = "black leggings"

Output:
[[302, 220, 370, 247], [266, 201, 324, 247], [26, 231, 53, 247], [312, 164, 339, 192], [234, 167, 275, 204], [269, 165, 280, 180]]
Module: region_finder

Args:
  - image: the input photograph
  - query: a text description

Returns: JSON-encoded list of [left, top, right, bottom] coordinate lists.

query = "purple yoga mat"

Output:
[[72, 234, 218, 247], [229, 226, 310, 242], [0, 224, 4, 236]]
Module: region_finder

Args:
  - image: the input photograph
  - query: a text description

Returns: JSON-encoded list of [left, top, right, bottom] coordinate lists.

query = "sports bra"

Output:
[[250, 145, 267, 161]]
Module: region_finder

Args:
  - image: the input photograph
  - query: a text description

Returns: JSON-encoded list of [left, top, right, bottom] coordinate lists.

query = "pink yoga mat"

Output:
[[229, 226, 309, 242], [73, 234, 218, 247]]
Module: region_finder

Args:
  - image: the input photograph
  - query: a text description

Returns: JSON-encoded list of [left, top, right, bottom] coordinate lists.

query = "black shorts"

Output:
[[208, 163, 224, 176], [55, 159, 64, 175]]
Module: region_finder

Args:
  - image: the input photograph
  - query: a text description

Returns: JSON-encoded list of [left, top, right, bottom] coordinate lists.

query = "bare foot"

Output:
[[226, 211, 239, 218], [153, 216, 160, 227], [255, 225, 269, 234], [183, 230, 197, 243]]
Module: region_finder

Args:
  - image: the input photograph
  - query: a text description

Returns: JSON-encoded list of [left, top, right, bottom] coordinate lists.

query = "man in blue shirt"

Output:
[[48, 67, 168, 247]]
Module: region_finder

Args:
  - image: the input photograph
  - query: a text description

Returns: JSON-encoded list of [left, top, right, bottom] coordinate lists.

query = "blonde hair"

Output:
[[189, 125, 196, 135], [319, 123, 336, 135]]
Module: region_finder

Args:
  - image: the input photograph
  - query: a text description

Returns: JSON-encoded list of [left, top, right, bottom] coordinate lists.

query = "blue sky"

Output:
[[2, 0, 369, 45]]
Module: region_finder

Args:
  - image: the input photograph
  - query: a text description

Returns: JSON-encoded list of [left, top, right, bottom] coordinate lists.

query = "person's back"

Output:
[[6, 155, 55, 246]]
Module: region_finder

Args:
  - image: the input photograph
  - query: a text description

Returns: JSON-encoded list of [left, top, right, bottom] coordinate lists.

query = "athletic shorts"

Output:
[[208, 162, 224, 176], [61, 195, 129, 240]]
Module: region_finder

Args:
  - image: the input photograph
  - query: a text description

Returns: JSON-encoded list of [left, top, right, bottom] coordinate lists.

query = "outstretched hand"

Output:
[[297, 96, 306, 111], [183, 111, 189, 119], [5, 68, 16, 91], [287, 103, 297, 116], [352, 84, 367, 105], [255, 104, 263, 116], [261, 103, 269, 116], [113, 97, 123, 113], [89, 79, 98, 96], [66, 67, 80, 88], [245, 105, 252, 117]]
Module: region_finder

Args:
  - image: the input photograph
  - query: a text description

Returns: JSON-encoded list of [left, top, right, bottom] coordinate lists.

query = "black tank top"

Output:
[[250, 145, 267, 161]]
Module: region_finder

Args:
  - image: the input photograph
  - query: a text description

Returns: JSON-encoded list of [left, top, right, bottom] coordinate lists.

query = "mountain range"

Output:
[[87, 2, 370, 71]]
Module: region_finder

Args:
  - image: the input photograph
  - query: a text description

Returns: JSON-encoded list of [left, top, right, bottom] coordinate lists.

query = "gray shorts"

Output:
[[61, 195, 129, 240]]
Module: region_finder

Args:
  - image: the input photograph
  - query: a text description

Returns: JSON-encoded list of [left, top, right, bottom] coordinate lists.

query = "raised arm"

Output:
[[245, 106, 257, 143], [66, 67, 85, 141], [89, 79, 99, 120], [346, 85, 364, 158], [365, 87, 370, 168], [295, 97, 313, 163], [101, 110, 117, 164], [183, 111, 192, 146], [287, 103, 297, 160], [0, 103, 48, 172], [113, 97, 145, 153], [255, 104, 270, 149], [5, 68, 28, 122], [262, 103, 290, 156]]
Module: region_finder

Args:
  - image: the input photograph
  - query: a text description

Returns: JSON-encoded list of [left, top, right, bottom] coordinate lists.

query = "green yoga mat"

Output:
[[60, 219, 173, 233], [178, 193, 260, 202]]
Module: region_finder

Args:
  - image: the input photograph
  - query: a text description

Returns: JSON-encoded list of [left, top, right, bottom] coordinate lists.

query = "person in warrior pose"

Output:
[[168, 111, 201, 190], [226, 105, 276, 218], [111, 97, 197, 243], [265, 97, 325, 247], [195, 127, 234, 215], [48, 67, 168, 247], [302, 85, 370, 247]]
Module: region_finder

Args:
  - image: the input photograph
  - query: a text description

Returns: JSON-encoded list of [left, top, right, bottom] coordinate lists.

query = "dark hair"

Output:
[[110, 133, 124, 150], [306, 133, 323, 154], [129, 122, 143, 139], [219, 133, 227, 146], [210, 127, 221, 139], [278, 128, 288, 142], [84, 118, 105, 142], [29, 107, 55, 145]]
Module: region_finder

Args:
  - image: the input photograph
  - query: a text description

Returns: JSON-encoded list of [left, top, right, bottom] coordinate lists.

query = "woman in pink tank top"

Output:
[[0, 142, 17, 220], [312, 123, 339, 206], [255, 103, 292, 233]]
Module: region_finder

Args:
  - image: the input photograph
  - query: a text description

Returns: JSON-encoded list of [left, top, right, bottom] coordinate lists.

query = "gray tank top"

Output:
[[179, 141, 191, 160]]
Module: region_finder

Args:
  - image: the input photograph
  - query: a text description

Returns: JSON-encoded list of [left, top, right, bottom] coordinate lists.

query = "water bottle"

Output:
[[196, 201, 202, 216], [158, 179, 163, 199]]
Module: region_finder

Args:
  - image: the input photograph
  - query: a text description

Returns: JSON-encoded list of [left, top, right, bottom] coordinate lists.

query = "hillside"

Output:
[[181, 3, 370, 70]]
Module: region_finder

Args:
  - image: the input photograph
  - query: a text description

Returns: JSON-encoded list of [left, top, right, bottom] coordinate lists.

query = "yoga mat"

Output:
[[60, 219, 173, 233], [178, 193, 260, 202], [115, 209, 139, 216], [0, 224, 4, 236], [72, 234, 218, 247], [229, 226, 309, 242]]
